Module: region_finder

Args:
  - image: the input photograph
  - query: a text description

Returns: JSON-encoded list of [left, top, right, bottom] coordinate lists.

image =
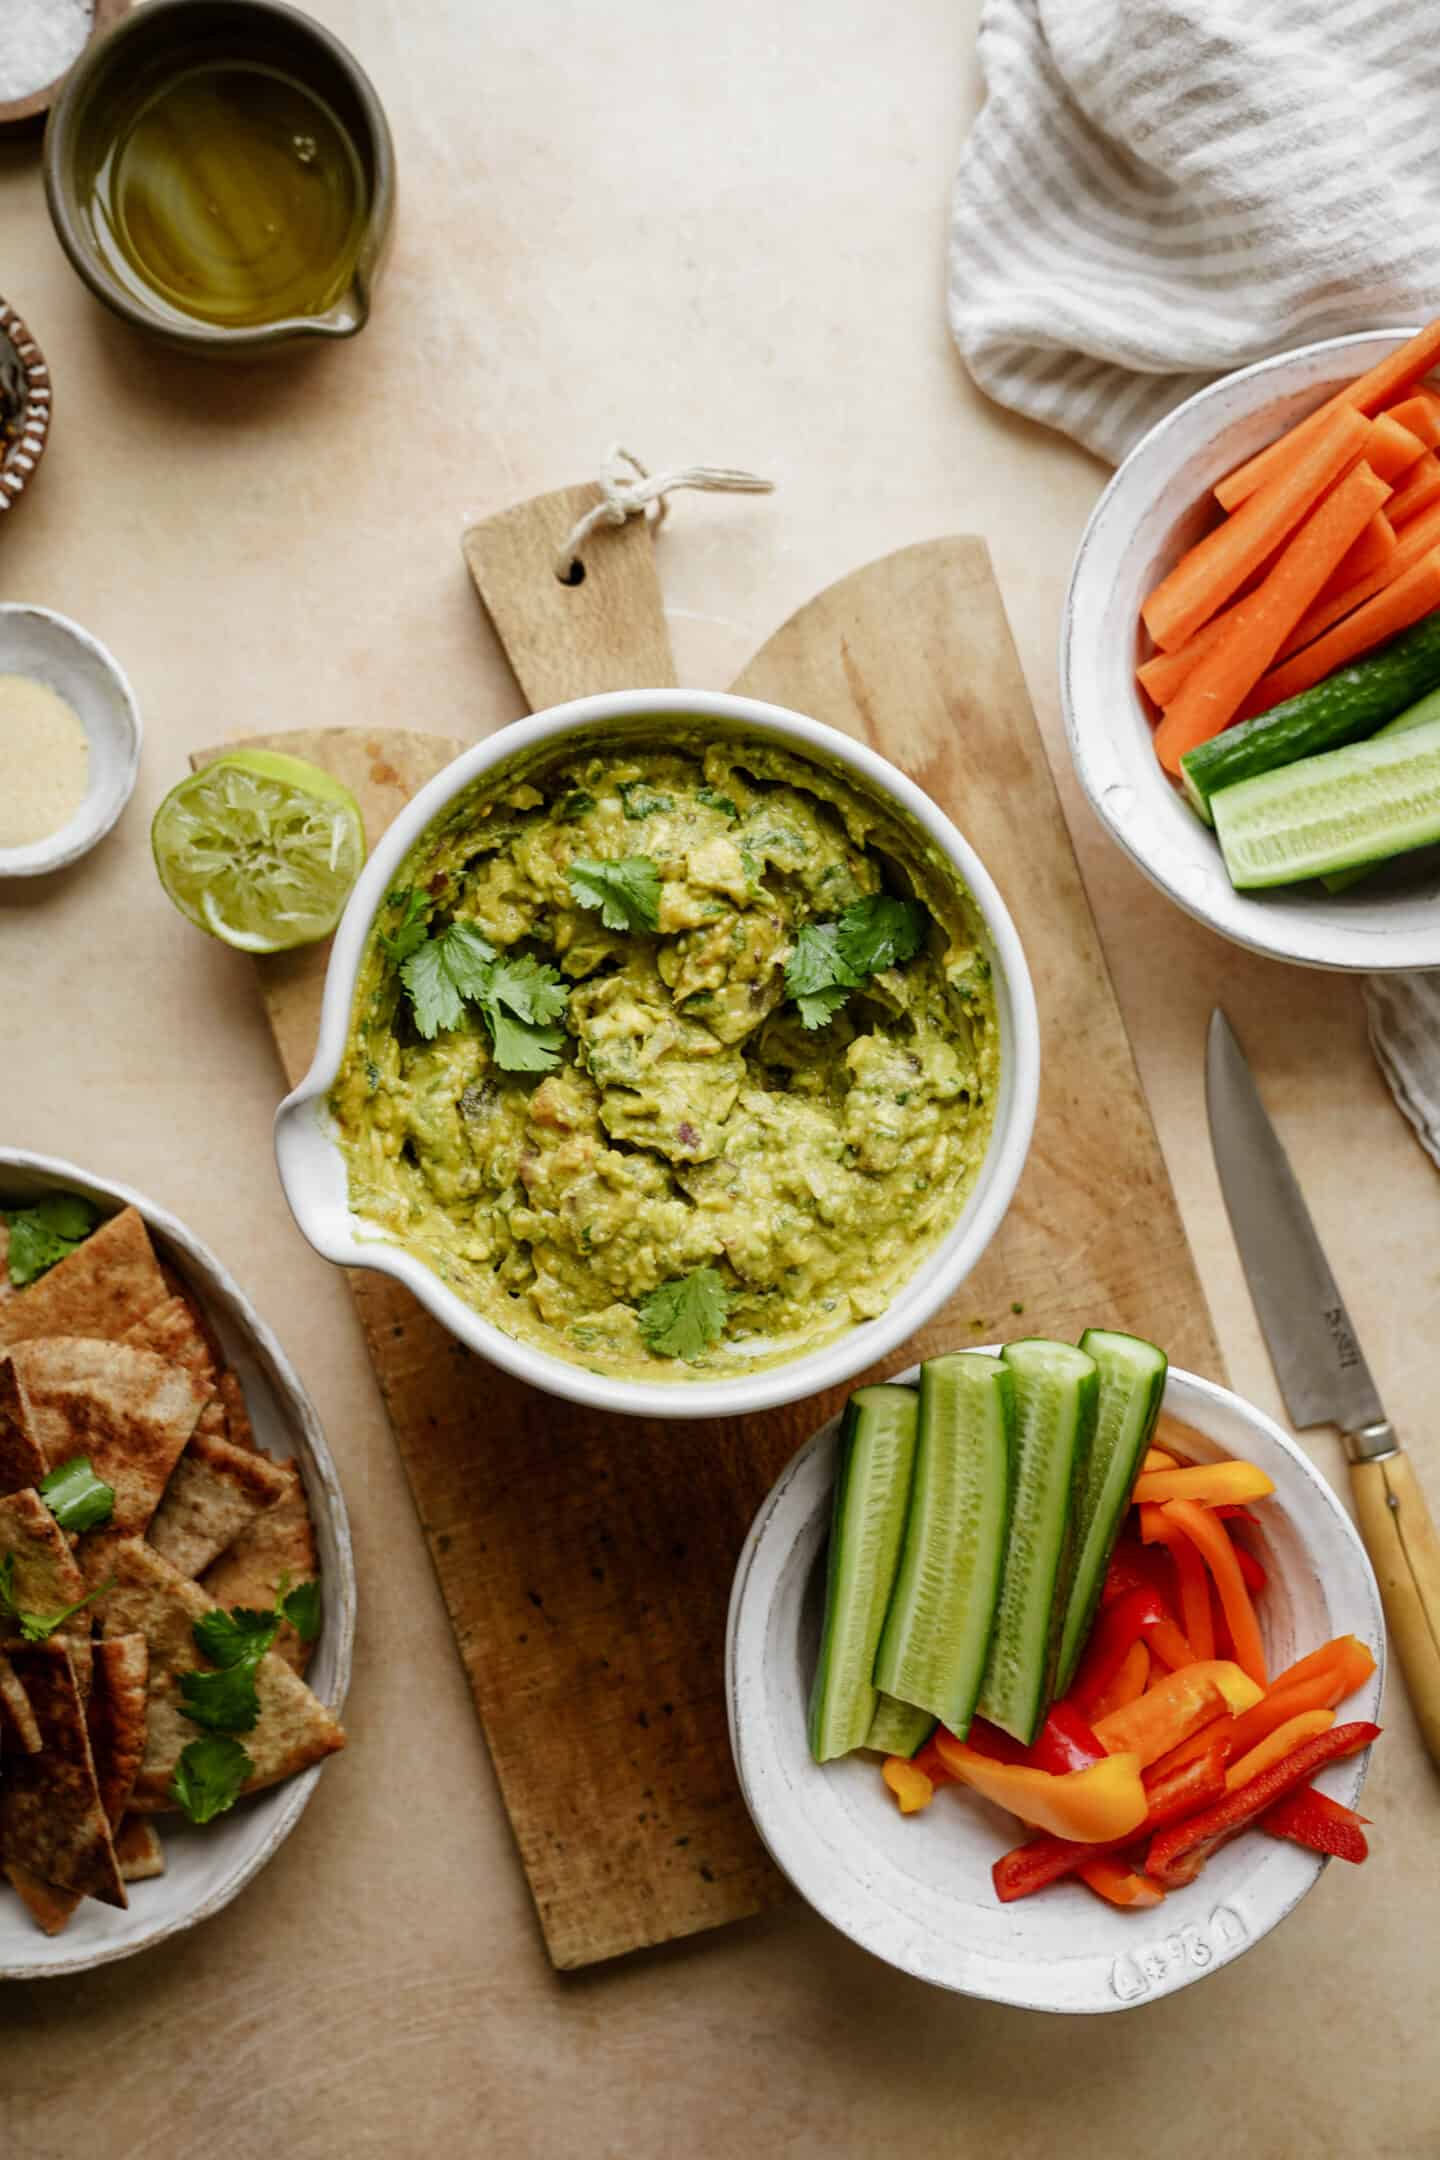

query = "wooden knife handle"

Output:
[[1349, 1449, 1440, 1769]]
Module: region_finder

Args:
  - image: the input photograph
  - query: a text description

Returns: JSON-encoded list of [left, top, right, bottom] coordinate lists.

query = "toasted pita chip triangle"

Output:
[[0, 1644, 125, 1908], [201, 1460, 319, 1674], [5, 1633, 149, 1934], [89, 1540, 343, 1811], [1, 1339, 209, 1536], [0, 1209, 168, 1349], [148, 1427, 289, 1579], [218, 1370, 257, 1453], [0, 1486, 85, 1612], [0, 1361, 47, 1492], [0, 1651, 41, 1754], [123, 1296, 217, 1392], [115, 1814, 165, 1882]]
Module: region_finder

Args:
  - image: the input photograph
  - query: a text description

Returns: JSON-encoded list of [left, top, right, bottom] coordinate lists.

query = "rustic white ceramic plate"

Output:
[[0, 606, 142, 878], [1063, 329, 1440, 972], [727, 1360, 1384, 2013], [0, 1149, 355, 1978]]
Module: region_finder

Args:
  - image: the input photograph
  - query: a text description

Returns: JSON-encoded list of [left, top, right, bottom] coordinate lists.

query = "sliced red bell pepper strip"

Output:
[[1078, 1855, 1165, 1908], [1230, 1539, 1268, 1595], [1262, 1782, 1371, 1863], [1027, 1701, 1105, 1775], [1099, 1536, 1172, 1608], [1069, 1585, 1165, 1712], [1146, 1720, 1381, 1888], [962, 1716, 1031, 1766], [991, 1740, 1228, 1902], [1161, 1498, 1268, 1686]]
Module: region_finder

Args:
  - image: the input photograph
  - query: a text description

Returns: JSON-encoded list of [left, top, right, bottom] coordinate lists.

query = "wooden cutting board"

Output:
[[198, 491, 1222, 1971]]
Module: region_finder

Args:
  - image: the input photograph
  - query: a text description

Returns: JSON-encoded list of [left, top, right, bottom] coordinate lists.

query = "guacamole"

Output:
[[331, 728, 1000, 1380]]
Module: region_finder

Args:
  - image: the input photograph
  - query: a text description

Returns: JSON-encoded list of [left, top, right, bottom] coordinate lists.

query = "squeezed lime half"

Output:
[[152, 749, 367, 952]]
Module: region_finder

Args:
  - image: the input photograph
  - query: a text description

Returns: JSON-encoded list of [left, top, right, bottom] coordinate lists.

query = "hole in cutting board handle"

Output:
[[557, 559, 587, 587]]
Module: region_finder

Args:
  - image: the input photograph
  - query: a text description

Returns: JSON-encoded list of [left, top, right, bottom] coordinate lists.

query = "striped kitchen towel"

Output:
[[948, 0, 1440, 1163]]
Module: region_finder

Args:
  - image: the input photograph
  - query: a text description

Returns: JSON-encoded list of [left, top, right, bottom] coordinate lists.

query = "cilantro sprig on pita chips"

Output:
[[0, 1202, 345, 1935]]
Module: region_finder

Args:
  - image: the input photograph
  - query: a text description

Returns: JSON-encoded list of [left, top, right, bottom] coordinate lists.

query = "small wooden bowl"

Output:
[[0, 299, 52, 517], [0, 0, 130, 128]]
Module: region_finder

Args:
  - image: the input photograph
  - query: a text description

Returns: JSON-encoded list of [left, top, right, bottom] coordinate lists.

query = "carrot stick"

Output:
[[1143, 405, 1371, 652], [1247, 546, 1440, 714], [1215, 317, 1440, 510], [1137, 615, 1231, 707], [1388, 452, 1440, 527], [1161, 1500, 1267, 1688], [1382, 393, 1440, 450], [1332, 511, 1397, 585], [1360, 411, 1426, 482], [1274, 496, 1440, 660], [1152, 461, 1389, 772]]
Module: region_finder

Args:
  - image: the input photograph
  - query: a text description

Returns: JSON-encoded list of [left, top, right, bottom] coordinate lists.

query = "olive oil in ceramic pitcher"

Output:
[[84, 60, 366, 330]]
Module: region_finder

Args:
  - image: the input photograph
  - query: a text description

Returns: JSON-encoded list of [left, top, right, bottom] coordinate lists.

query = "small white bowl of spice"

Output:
[[0, 605, 142, 877]]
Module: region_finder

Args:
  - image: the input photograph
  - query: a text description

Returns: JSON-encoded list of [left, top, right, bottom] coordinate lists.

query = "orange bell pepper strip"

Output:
[[1131, 1460, 1275, 1507], [882, 1757, 936, 1815], [1089, 1639, 1150, 1722], [1225, 1709, 1335, 1792], [931, 1733, 1148, 1843], [1226, 1636, 1376, 1759], [1147, 1721, 1380, 1888], [1161, 1499, 1268, 1687], [1141, 1503, 1215, 1661], [1079, 1855, 1165, 1908], [991, 1738, 1227, 1901], [1148, 1713, 1236, 1780], [1144, 1612, 1199, 1673], [911, 1734, 956, 1788], [1093, 1660, 1263, 1767], [1140, 1447, 1179, 1474]]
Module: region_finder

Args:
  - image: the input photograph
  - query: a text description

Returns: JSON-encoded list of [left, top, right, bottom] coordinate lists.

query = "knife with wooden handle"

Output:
[[1207, 1008, 1440, 1767]]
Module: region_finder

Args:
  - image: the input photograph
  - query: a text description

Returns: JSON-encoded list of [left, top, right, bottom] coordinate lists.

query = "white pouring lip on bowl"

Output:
[[274, 689, 1041, 1421], [1062, 328, 1440, 974]]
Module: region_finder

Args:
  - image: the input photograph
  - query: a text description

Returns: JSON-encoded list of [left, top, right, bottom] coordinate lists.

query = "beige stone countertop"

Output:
[[1, 2, 1436, 2153]]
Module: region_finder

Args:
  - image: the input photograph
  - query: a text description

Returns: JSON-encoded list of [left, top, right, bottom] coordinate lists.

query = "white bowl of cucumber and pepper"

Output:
[[1064, 324, 1440, 971], [726, 1331, 1385, 2012]]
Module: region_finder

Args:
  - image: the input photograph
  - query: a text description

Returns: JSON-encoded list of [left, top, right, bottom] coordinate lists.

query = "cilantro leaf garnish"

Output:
[[400, 922, 568, 1071], [0, 1554, 111, 1643], [179, 1660, 262, 1733], [278, 1579, 323, 1642], [378, 887, 431, 966], [171, 1736, 253, 1825], [637, 1267, 731, 1361], [558, 790, 596, 822], [2, 1193, 98, 1287], [567, 856, 661, 935], [697, 786, 740, 820], [39, 1456, 115, 1535], [617, 781, 674, 820], [782, 896, 928, 1029], [835, 894, 927, 976], [193, 1605, 280, 1669]]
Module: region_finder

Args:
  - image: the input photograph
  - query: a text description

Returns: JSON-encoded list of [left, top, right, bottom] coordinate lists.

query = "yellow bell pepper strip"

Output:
[[1089, 1639, 1150, 1722], [882, 1757, 936, 1815], [1225, 1708, 1335, 1792], [1261, 1783, 1370, 1864], [1131, 1460, 1275, 1507], [1141, 1447, 1180, 1474], [991, 1740, 1228, 1901], [1147, 1720, 1380, 1888], [1093, 1660, 1263, 1767], [1161, 1498, 1269, 1687], [932, 1732, 1148, 1842], [1078, 1855, 1165, 1908]]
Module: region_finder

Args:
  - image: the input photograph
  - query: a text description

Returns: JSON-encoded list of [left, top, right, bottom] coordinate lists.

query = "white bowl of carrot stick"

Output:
[[1064, 324, 1440, 970], [727, 1354, 1383, 2012]]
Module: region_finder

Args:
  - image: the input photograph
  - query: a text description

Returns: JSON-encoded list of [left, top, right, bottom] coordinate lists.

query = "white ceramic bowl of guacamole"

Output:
[[275, 690, 1040, 1419]]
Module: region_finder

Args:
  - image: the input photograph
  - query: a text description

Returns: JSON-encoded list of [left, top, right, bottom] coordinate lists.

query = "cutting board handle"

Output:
[[463, 482, 678, 711]]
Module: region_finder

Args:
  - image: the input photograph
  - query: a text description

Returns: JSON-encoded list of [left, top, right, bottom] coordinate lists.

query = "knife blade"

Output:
[[1207, 1007, 1440, 1768], [1206, 1007, 1386, 1439]]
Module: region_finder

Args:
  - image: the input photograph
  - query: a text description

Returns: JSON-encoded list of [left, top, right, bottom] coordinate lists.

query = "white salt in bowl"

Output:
[[0, 605, 142, 878], [726, 1360, 1383, 2013], [1063, 330, 1440, 972]]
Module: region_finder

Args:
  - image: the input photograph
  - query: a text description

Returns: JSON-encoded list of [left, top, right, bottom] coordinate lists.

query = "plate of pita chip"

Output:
[[0, 1148, 354, 1976]]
